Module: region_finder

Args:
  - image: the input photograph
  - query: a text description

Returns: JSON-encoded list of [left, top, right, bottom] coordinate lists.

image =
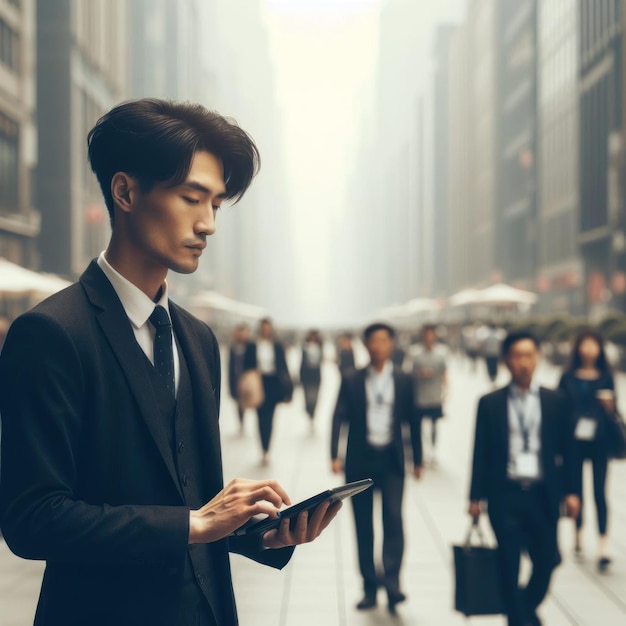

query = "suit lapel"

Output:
[[79, 261, 183, 500]]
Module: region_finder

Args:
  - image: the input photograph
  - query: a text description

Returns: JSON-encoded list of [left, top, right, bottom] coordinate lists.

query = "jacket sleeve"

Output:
[[0, 313, 190, 567], [469, 396, 489, 502], [331, 375, 349, 460]]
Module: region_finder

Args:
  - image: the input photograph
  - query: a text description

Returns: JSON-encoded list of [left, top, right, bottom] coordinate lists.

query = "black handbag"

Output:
[[452, 520, 505, 616], [606, 411, 626, 460]]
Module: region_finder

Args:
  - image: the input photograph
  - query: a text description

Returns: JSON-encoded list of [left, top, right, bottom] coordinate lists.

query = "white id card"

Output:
[[516, 452, 539, 479], [575, 417, 597, 441]]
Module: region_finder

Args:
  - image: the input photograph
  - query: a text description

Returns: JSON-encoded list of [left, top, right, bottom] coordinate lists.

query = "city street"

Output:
[[1, 350, 625, 625]]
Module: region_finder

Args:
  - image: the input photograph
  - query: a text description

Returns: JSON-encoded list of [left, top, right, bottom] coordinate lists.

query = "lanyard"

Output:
[[370, 370, 393, 405], [511, 395, 532, 452]]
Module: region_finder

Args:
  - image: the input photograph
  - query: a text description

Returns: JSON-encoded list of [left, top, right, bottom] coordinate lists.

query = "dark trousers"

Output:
[[576, 441, 609, 534], [351, 447, 405, 597], [257, 374, 280, 452], [302, 382, 320, 418], [489, 483, 559, 626]]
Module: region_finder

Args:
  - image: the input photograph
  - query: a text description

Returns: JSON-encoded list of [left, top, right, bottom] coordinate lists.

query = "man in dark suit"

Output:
[[0, 99, 340, 626], [243, 317, 292, 465], [228, 323, 251, 433], [469, 331, 581, 626], [331, 322, 422, 615]]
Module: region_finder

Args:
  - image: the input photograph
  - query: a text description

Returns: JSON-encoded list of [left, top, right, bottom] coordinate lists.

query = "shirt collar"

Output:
[[509, 382, 540, 400], [368, 360, 394, 378], [97, 252, 170, 329]]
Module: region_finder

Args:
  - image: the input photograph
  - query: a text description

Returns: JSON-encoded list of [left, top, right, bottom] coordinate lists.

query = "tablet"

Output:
[[232, 478, 373, 536]]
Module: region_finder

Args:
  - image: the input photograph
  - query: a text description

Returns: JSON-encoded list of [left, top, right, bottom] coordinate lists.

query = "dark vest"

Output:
[[144, 342, 230, 626]]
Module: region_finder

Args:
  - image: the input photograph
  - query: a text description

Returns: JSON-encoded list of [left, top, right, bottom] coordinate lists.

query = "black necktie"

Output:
[[149, 305, 175, 395]]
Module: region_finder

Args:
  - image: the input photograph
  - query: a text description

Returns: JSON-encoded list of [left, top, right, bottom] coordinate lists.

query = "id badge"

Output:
[[516, 452, 539, 479], [575, 417, 597, 441]]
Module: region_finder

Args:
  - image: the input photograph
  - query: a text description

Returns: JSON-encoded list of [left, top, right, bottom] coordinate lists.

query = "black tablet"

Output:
[[232, 478, 373, 536]]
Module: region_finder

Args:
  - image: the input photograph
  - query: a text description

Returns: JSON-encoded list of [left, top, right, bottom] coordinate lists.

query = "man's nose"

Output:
[[196, 207, 216, 236]]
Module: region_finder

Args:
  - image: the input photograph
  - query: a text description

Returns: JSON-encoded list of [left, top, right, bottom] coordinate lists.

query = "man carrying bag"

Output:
[[467, 331, 581, 626]]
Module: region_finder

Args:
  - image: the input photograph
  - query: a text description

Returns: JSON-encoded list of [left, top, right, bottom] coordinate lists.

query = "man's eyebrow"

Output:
[[182, 181, 227, 198]]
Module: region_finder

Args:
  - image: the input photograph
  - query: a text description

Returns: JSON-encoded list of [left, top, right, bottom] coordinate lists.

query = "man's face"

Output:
[[505, 339, 538, 388], [423, 329, 436, 348], [124, 150, 225, 275], [366, 330, 394, 363], [260, 321, 273, 339]]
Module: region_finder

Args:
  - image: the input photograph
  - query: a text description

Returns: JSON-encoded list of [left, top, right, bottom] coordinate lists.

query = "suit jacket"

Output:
[[331, 367, 422, 479], [0, 261, 293, 626], [469, 385, 581, 520], [228, 342, 249, 399], [243, 340, 290, 405]]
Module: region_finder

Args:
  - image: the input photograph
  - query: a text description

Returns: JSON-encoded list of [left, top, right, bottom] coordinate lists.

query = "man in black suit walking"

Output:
[[331, 322, 422, 615], [228, 323, 251, 433], [469, 331, 581, 626], [0, 99, 340, 626]]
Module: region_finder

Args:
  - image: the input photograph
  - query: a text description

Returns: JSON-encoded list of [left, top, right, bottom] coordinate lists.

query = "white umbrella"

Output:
[[448, 288, 483, 307], [0, 258, 71, 296], [477, 283, 537, 306]]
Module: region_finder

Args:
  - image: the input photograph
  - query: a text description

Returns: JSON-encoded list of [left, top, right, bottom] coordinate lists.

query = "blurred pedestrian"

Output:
[[300, 329, 323, 432], [244, 317, 292, 465], [482, 323, 502, 386], [0, 99, 339, 626], [331, 322, 422, 615], [468, 331, 581, 626], [408, 324, 448, 468], [463, 323, 481, 372], [336, 331, 356, 376], [558, 329, 616, 572], [228, 323, 251, 434]]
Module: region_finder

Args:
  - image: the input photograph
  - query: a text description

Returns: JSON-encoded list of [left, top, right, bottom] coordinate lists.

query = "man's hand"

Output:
[[331, 458, 343, 474], [564, 494, 581, 519], [189, 478, 291, 544], [413, 465, 423, 480], [468, 500, 481, 520], [261, 500, 343, 549]]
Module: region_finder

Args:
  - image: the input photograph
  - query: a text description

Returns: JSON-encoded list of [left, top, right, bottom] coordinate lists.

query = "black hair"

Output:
[[566, 328, 612, 374], [501, 330, 540, 357], [87, 98, 260, 223], [363, 322, 396, 342]]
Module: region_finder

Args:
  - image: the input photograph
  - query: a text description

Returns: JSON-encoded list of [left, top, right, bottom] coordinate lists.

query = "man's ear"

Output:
[[111, 172, 137, 214]]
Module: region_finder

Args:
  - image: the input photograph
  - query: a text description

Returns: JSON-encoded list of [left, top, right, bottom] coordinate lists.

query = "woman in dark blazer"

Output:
[[243, 318, 292, 465], [559, 329, 616, 571]]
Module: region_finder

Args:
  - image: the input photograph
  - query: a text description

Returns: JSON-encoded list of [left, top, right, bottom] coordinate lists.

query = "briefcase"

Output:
[[452, 520, 505, 616]]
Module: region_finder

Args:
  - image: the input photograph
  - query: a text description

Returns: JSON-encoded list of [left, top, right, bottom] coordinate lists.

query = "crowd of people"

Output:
[[0, 97, 623, 626], [226, 318, 623, 625]]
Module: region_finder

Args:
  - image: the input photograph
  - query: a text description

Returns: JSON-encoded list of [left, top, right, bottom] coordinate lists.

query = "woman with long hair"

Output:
[[558, 329, 616, 572]]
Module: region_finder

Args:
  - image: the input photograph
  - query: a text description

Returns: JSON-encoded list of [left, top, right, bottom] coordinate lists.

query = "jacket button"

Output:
[[178, 441, 185, 453], [182, 474, 189, 487]]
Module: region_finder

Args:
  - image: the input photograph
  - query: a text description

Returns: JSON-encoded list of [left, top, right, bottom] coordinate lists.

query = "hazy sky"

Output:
[[258, 0, 464, 325]]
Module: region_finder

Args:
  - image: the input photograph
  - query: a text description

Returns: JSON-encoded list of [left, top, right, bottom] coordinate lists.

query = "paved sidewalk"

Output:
[[1, 351, 625, 625]]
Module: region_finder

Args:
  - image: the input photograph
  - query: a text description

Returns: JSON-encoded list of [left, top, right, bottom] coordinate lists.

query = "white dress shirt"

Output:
[[507, 383, 542, 481], [257, 339, 276, 374], [97, 252, 180, 394], [365, 360, 395, 448]]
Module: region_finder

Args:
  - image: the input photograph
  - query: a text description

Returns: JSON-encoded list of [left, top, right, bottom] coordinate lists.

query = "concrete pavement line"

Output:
[[572, 560, 626, 614], [548, 591, 582, 626]]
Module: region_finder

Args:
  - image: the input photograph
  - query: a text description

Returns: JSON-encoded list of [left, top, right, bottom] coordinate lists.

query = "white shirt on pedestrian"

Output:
[[507, 382, 542, 481], [365, 360, 395, 448], [257, 339, 276, 374]]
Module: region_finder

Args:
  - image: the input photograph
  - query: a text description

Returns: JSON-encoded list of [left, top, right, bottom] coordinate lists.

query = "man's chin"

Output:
[[169, 260, 199, 275]]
